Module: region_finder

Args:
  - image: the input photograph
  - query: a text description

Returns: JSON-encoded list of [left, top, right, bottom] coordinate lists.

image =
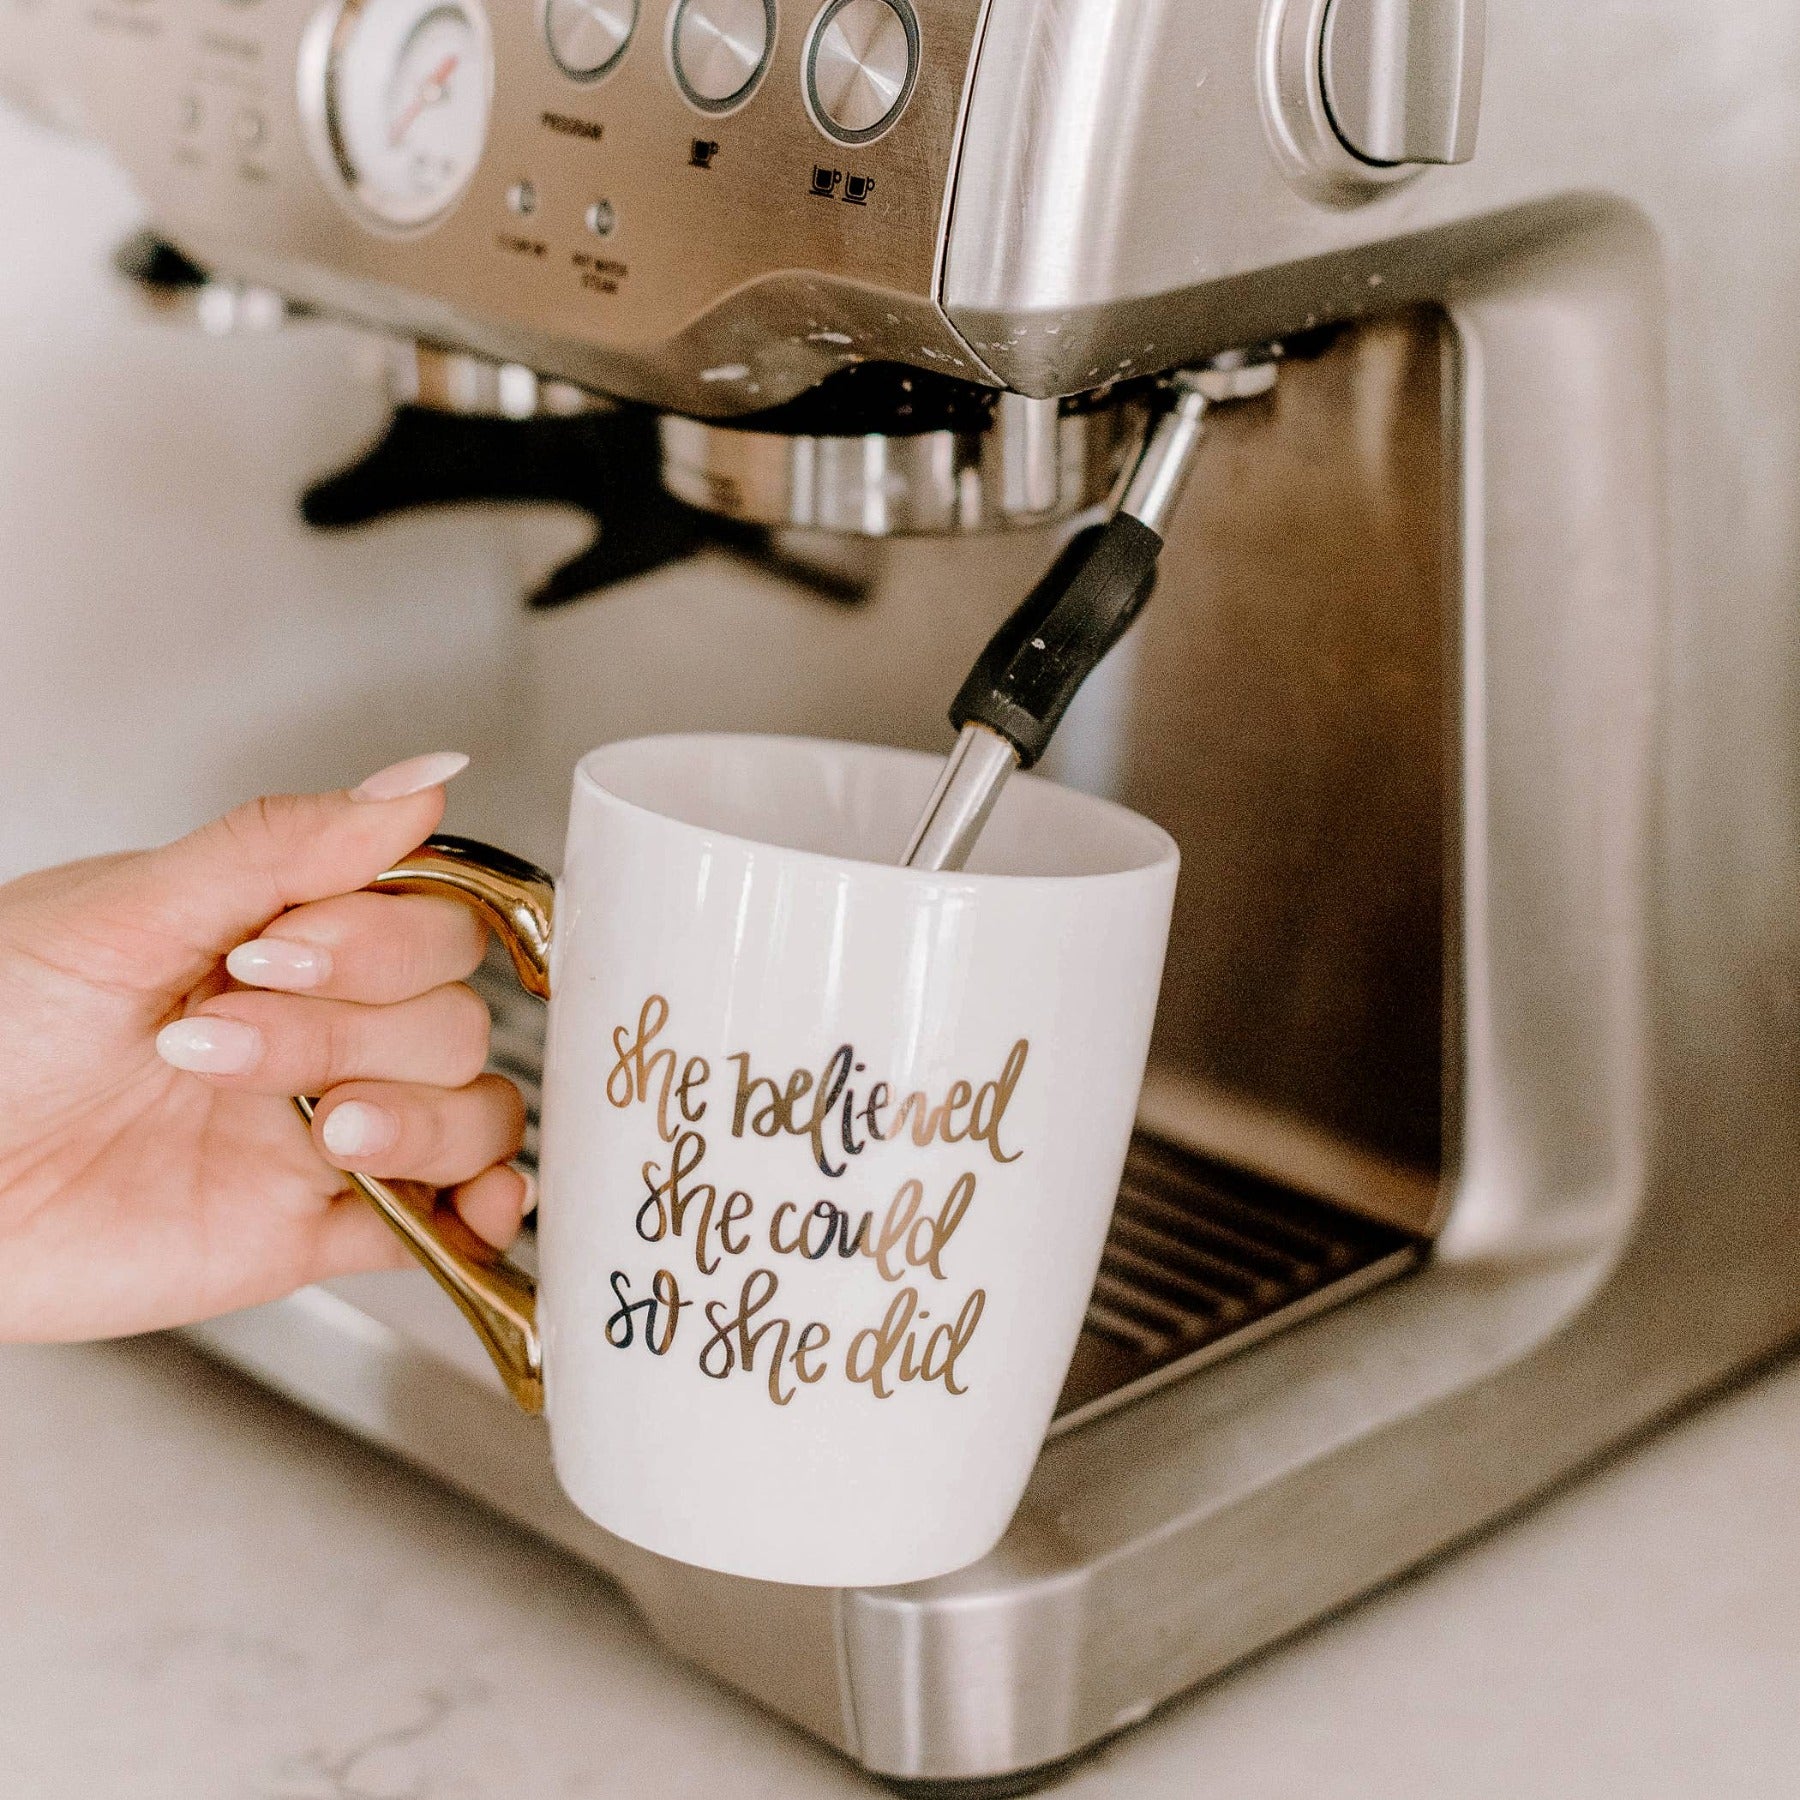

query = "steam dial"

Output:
[[545, 0, 636, 80], [316, 0, 494, 231], [805, 0, 917, 144], [669, 0, 774, 113]]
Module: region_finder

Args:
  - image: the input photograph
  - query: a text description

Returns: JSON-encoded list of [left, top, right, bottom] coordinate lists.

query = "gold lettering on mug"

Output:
[[763, 1173, 970, 1277], [729, 1044, 854, 1177], [608, 993, 709, 1142], [636, 1130, 753, 1277], [600, 996, 1024, 1407], [727, 1039, 1027, 1172], [844, 1287, 985, 1398], [868, 1172, 974, 1282], [769, 1198, 871, 1260], [699, 1268, 833, 1407], [605, 1267, 689, 1355]]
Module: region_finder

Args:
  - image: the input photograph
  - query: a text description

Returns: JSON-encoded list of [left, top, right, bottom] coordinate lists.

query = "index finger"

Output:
[[226, 891, 489, 1004]]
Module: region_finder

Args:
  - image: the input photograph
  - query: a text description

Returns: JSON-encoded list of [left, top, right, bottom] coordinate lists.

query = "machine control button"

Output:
[[545, 0, 637, 80], [805, 0, 916, 143], [1319, 0, 1484, 165], [669, 0, 773, 113]]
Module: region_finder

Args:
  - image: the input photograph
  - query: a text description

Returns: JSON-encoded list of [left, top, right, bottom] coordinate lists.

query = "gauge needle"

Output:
[[388, 53, 459, 148]]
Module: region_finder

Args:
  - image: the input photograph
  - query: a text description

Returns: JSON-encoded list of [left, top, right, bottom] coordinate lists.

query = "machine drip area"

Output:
[[147, 272, 1469, 1790], [472, 308, 1449, 1430], [485, 957, 1420, 1429]]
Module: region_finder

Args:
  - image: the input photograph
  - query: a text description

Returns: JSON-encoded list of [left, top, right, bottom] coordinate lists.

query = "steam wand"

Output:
[[901, 352, 1277, 873]]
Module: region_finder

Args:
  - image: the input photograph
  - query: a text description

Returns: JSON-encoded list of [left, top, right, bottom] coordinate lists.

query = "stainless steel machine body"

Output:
[[6, 0, 1800, 1787]]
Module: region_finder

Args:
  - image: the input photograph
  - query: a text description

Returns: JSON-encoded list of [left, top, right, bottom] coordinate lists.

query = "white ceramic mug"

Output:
[[318, 733, 1177, 1587]]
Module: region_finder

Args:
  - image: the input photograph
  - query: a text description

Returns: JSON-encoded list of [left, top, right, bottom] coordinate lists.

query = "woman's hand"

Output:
[[0, 754, 531, 1342]]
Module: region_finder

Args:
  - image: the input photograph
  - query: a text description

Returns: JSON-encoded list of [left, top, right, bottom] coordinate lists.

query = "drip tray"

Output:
[[1050, 1135, 1422, 1433], [473, 959, 1424, 1441]]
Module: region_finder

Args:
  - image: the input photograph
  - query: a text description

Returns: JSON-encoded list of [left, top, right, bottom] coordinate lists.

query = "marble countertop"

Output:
[[2, 1332, 1796, 1799]]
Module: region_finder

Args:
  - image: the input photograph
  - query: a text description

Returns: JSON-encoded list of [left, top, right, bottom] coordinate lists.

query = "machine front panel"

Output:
[[7, 0, 990, 412]]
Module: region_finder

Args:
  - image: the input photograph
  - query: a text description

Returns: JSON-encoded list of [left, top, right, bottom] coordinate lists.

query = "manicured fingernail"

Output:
[[518, 1168, 539, 1215], [226, 938, 333, 991], [155, 1016, 263, 1075], [321, 1101, 400, 1160], [350, 751, 469, 804]]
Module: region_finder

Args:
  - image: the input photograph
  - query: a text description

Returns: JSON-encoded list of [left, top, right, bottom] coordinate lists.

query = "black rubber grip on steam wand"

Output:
[[949, 514, 1164, 768]]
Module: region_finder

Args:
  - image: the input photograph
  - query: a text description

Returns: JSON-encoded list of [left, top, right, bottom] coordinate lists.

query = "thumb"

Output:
[[95, 752, 472, 995]]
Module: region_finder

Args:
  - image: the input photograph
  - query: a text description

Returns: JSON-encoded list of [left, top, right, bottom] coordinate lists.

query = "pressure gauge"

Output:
[[309, 0, 494, 231]]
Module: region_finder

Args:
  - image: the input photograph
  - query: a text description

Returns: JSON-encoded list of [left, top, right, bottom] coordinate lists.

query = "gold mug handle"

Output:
[[289, 835, 556, 1415]]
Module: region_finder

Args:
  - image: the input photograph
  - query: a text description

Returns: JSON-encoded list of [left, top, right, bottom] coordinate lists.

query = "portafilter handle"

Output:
[[901, 355, 1278, 874]]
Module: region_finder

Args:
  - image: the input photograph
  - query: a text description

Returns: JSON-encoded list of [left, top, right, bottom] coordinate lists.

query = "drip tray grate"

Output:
[[474, 959, 1423, 1438], [1051, 1135, 1422, 1432]]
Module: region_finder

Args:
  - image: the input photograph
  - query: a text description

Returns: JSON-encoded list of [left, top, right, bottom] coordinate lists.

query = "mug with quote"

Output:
[[321, 733, 1178, 1587]]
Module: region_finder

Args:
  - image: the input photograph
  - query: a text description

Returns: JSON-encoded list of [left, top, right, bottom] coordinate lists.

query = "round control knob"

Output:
[[806, 0, 917, 143], [545, 0, 637, 80], [669, 0, 774, 112]]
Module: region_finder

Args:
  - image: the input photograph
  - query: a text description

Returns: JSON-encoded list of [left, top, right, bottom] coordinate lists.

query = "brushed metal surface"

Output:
[[1083, 315, 1446, 1215], [807, 0, 917, 141], [543, 0, 637, 82], [1320, 0, 1485, 167], [658, 394, 1143, 534], [1261, 0, 1436, 207], [0, 0, 993, 415], [383, 339, 608, 414], [669, 0, 772, 111], [1114, 372, 1210, 536], [937, 0, 1714, 393], [900, 721, 1017, 872], [1054, 1139, 1422, 1430]]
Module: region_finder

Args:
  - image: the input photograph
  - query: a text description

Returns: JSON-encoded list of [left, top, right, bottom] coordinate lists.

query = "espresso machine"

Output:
[[6, 0, 1800, 1788]]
